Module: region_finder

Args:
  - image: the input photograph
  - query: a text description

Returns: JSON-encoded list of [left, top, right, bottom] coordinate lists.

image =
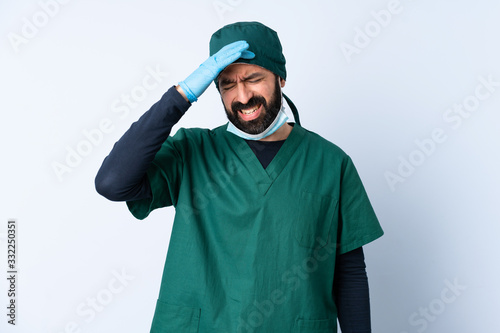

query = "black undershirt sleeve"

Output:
[[95, 86, 190, 202], [334, 247, 372, 333]]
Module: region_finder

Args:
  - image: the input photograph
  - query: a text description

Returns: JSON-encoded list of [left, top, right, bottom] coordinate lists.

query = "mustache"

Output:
[[231, 96, 267, 113]]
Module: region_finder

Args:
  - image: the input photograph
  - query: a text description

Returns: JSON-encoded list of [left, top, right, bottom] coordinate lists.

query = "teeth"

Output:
[[241, 105, 260, 115]]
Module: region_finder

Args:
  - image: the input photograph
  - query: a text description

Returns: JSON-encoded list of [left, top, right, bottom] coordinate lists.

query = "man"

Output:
[[96, 21, 383, 333]]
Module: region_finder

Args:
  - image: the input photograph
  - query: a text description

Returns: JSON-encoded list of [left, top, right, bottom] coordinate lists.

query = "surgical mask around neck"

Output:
[[227, 109, 288, 140], [227, 93, 289, 141]]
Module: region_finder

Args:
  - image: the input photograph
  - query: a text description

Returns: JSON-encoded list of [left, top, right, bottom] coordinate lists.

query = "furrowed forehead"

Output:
[[218, 63, 272, 83]]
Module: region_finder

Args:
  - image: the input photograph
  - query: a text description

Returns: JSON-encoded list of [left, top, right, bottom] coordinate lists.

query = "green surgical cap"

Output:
[[210, 21, 287, 87]]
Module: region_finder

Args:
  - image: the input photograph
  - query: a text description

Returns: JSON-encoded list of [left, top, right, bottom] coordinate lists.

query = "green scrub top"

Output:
[[127, 124, 383, 333]]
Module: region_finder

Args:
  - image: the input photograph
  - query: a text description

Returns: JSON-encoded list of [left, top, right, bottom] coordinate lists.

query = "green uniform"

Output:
[[127, 123, 383, 333]]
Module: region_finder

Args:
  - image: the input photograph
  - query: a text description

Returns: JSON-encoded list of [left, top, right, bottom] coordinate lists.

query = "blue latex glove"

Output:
[[178, 40, 255, 103]]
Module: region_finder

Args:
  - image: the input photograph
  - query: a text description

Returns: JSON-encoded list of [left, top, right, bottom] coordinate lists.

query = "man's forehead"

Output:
[[219, 63, 272, 79]]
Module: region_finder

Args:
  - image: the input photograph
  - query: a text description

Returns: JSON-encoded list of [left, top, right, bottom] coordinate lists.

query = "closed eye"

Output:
[[247, 78, 263, 84], [221, 83, 236, 91]]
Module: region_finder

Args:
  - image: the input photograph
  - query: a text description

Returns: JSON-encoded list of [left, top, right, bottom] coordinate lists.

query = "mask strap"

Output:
[[283, 93, 300, 126]]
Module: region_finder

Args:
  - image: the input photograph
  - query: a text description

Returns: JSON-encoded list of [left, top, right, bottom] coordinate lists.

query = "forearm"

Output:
[[95, 85, 190, 201], [334, 247, 371, 333]]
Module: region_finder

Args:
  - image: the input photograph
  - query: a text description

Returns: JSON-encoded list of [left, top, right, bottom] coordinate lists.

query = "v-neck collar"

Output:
[[223, 123, 306, 195]]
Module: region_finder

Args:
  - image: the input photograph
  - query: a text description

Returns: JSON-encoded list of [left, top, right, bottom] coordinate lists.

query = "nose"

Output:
[[234, 83, 253, 105]]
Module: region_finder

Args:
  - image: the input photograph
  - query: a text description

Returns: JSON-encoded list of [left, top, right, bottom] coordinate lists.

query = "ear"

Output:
[[280, 77, 286, 88]]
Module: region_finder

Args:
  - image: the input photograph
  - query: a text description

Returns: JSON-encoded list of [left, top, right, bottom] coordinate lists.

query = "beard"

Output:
[[224, 76, 282, 135]]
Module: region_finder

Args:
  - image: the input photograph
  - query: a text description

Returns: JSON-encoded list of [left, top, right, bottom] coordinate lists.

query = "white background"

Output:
[[1, 0, 499, 332]]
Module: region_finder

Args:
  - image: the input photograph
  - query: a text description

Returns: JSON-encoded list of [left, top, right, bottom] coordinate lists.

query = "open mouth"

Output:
[[238, 104, 262, 121], [240, 105, 260, 115]]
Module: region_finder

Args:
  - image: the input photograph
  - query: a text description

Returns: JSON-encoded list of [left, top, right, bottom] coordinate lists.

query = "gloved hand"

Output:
[[178, 40, 255, 103]]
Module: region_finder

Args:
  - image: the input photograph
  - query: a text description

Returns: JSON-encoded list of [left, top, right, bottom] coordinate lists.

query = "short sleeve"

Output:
[[337, 156, 383, 254], [126, 133, 185, 220]]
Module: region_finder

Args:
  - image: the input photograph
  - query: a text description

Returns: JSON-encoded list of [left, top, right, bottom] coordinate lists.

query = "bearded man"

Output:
[[96, 21, 383, 333]]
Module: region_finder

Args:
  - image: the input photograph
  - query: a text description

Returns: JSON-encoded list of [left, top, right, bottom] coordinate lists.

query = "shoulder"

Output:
[[170, 124, 226, 141], [298, 125, 350, 162], [165, 125, 228, 153]]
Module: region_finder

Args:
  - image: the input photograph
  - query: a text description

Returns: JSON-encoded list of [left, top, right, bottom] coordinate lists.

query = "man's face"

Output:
[[218, 64, 285, 135]]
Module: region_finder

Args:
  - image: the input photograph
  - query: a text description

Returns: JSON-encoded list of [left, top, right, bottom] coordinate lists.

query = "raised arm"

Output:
[[95, 41, 255, 202]]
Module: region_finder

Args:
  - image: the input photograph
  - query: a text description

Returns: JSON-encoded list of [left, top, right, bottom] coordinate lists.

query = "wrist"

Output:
[[177, 82, 197, 103], [175, 85, 190, 102]]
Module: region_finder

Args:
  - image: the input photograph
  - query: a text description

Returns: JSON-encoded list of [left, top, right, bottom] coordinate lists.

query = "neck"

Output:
[[259, 123, 292, 142]]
